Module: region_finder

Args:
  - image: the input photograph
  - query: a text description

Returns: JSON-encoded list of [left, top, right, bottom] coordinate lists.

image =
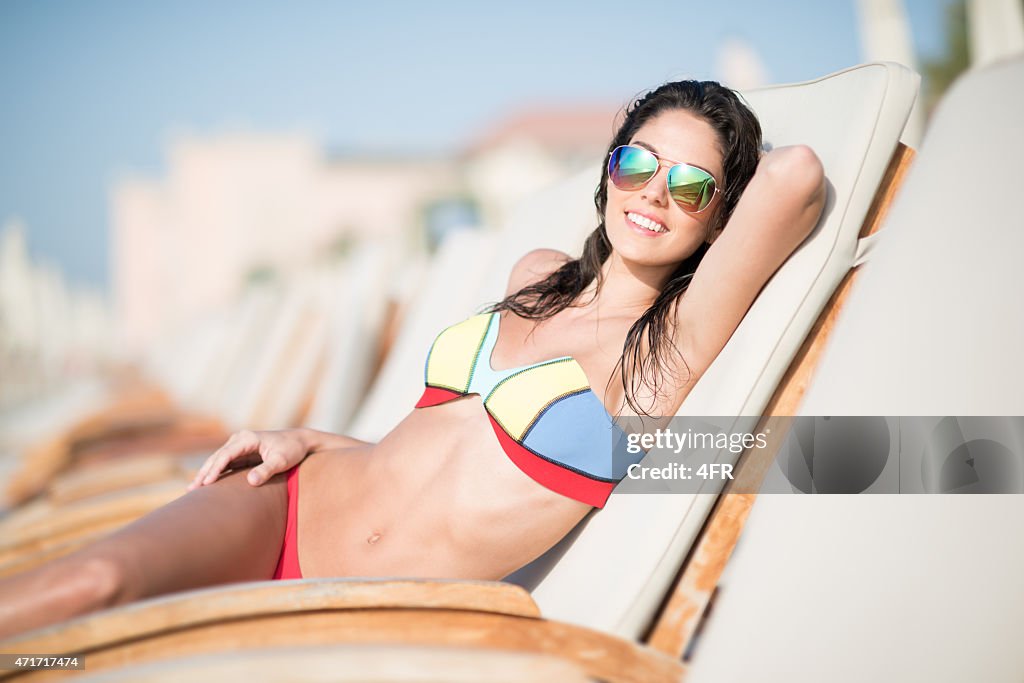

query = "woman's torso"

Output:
[[295, 308, 635, 580]]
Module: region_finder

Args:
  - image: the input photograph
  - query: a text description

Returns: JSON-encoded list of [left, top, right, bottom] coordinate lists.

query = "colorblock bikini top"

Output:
[[415, 311, 638, 508]]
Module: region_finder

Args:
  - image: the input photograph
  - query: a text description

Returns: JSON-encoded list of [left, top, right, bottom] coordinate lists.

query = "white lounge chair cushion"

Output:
[[799, 56, 1024, 415], [514, 62, 920, 637]]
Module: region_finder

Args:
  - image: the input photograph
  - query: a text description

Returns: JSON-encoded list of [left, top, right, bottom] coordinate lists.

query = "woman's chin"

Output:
[[611, 238, 704, 271]]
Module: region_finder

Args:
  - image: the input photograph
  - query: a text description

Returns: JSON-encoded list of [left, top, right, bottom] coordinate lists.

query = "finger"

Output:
[[201, 431, 259, 485], [193, 431, 244, 484], [192, 449, 225, 486], [246, 451, 289, 486], [201, 450, 240, 485], [194, 446, 233, 486], [246, 465, 270, 486], [189, 454, 219, 489]]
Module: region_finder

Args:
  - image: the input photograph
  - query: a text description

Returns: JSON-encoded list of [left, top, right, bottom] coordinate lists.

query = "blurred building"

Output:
[[111, 134, 459, 353], [462, 105, 617, 229], [111, 106, 616, 355]]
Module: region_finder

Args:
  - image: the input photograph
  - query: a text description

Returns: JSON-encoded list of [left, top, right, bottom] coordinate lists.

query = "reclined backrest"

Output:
[[798, 56, 1024, 417], [508, 62, 921, 638]]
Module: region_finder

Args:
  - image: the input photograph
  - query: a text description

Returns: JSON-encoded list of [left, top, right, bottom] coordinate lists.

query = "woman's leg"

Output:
[[0, 468, 288, 639]]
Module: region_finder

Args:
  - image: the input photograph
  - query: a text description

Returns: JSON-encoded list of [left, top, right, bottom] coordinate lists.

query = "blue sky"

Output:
[[0, 0, 951, 291]]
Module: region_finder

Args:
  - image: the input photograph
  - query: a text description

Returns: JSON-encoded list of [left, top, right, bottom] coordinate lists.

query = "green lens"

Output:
[[667, 164, 716, 212], [609, 146, 658, 190]]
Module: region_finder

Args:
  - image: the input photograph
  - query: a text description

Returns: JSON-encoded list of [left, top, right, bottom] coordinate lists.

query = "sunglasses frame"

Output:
[[607, 144, 722, 214]]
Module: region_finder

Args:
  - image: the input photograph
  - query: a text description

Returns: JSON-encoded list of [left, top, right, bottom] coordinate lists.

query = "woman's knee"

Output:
[[44, 554, 127, 611], [77, 556, 126, 606]]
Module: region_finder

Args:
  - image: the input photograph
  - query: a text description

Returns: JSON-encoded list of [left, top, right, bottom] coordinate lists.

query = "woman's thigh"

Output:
[[79, 468, 289, 602]]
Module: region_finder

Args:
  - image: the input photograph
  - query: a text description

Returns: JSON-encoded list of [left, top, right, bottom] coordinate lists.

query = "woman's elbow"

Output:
[[761, 145, 825, 208], [759, 145, 826, 244]]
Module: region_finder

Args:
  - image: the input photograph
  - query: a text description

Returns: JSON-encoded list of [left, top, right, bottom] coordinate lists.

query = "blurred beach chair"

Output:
[[0, 290, 291, 558], [0, 62, 922, 682], [0, 226, 491, 558], [0, 237, 448, 576], [792, 54, 1024, 417], [0, 248, 398, 574], [0, 293, 293, 572], [4, 243, 399, 509], [2, 287, 283, 506]]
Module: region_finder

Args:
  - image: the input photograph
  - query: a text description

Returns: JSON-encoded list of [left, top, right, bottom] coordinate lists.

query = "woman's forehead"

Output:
[[628, 110, 724, 176]]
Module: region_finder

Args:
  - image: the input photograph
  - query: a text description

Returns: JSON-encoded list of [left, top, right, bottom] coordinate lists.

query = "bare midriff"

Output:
[[294, 394, 593, 580]]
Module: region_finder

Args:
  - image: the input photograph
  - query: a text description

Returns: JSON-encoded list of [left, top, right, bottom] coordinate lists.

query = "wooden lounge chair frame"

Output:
[[0, 144, 915, 683]]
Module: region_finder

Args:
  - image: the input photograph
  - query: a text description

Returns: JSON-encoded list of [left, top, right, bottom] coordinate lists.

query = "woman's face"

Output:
[[604, 108, 725, 272]]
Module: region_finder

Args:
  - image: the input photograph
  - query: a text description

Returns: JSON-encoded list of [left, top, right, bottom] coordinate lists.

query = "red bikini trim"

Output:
[[272, 467, 303, 580], [415, 386, 463, 408], [488, 414, 613, 508]]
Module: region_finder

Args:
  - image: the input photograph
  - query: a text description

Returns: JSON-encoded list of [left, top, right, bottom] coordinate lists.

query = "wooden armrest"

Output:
[[1, 579, 685, 683], [76, 644, 593, 682], [7, 579, 539, 652]]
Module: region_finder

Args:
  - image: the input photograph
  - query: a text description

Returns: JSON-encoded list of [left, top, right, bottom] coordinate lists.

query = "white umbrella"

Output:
[[856, 0, 926, 146], [968, 0, 1024, 67]]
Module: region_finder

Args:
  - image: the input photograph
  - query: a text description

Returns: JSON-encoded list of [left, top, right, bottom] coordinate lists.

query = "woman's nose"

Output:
[[640, 166, 670, 206]]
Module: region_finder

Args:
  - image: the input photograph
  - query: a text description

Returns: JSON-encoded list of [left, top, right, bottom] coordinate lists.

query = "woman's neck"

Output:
[[579, 252, 675, 317]]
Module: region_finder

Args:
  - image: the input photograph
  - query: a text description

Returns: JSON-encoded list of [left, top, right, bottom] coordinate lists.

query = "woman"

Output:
[[0, 80, 825, 638]]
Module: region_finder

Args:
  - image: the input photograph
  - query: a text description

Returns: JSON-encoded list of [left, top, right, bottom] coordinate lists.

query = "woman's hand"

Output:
[[188, 429, 313, 490]]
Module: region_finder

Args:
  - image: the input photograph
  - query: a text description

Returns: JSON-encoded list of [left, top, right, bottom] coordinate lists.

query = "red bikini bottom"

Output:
[[272, 467, 303, 580]]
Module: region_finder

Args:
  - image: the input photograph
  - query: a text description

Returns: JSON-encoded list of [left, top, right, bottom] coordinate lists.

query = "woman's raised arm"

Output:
[[667, 145, 826, 410]]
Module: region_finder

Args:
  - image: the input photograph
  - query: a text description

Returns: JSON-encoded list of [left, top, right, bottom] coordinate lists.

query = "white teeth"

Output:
[[627, 212, 666, 233]]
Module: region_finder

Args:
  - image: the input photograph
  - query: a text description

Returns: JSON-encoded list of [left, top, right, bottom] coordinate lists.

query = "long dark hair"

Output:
[[488, 80, 763, 415]]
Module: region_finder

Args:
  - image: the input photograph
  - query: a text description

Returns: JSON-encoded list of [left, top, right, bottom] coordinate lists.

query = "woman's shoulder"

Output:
[[505, 249, 572, 296]]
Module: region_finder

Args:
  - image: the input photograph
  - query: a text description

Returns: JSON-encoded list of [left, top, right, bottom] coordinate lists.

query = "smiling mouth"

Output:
[[626, 211, 667, 234]]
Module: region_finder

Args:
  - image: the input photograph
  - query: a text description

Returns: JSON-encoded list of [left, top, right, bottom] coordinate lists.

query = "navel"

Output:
[[366, 531, 383, 545]]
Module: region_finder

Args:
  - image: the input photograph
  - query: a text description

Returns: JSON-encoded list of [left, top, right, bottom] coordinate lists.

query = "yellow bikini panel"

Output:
[[424, 314, 490, 393], [485, 359, 590, 440]]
